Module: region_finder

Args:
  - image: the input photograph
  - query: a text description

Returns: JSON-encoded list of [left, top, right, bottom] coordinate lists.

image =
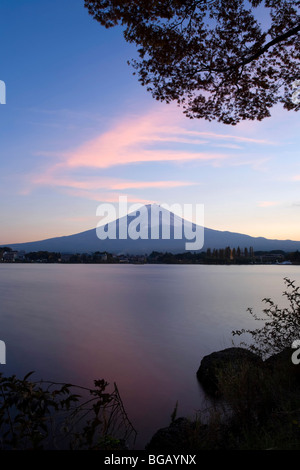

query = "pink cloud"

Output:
[[26, 106, 277, 203], [258, 201, 280, 207], [63, 188, 155, 204], [61, 110, 230, 169], [111, 180, 197, 190], [182, 130, 275, 145], [33, 106, 276, 178], [29, 170, 197, 192]]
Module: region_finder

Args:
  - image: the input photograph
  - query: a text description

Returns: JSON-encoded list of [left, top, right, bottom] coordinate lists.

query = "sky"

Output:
[[0, 0, 299, 245]]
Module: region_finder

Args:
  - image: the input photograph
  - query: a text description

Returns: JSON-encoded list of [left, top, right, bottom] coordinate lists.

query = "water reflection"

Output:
[[0, 263, 299, 448]]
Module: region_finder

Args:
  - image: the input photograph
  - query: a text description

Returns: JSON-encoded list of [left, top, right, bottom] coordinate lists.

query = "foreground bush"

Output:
[[0, 372, 136, 450], [199, 278, 300, 449], [232, 277, 300, 359]]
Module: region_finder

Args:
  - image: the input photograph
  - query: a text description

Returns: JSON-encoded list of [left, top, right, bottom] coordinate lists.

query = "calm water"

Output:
[[0, 263, 299, 448]]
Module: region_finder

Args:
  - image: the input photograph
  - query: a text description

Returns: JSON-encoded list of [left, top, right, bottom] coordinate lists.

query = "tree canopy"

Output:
[[84, 0, 300, 124]]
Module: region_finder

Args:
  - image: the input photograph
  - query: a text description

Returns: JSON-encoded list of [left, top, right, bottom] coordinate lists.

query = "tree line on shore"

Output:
[[1, 246, 300, 265]]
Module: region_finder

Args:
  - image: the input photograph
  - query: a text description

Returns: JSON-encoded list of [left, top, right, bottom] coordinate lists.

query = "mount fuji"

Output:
[[4, 204, 300, 255]]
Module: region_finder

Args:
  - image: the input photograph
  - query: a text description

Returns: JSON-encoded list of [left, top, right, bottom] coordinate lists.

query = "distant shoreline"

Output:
[[1, 246, 300, 266]]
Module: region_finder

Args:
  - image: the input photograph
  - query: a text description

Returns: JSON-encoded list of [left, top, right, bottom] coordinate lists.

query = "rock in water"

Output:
[[197, 347, 263, 397], [145, 418, 206, 452]]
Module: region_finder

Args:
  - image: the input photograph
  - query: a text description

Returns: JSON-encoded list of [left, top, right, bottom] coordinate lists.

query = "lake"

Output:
[[0, 263, 299, 449]]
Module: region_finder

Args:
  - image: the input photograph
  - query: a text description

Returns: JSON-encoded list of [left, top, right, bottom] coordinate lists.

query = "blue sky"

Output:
[[0, 0, 299, 244]]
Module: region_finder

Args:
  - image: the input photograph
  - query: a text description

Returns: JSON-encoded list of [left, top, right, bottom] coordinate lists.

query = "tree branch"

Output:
[[205, 23, 300, 74], [240, 23, 300, 67]]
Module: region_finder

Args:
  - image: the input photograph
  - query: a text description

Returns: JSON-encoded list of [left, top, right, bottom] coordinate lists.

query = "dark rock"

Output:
[[197, 347, 263, 397], [145, 418, 207, 452], [265, 347, 294, 368], [264, 347, 300, 385]]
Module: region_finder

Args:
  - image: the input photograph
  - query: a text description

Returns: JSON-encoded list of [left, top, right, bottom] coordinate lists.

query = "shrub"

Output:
[[0, 372, 136, 450], [232, 277, 300, 359]]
